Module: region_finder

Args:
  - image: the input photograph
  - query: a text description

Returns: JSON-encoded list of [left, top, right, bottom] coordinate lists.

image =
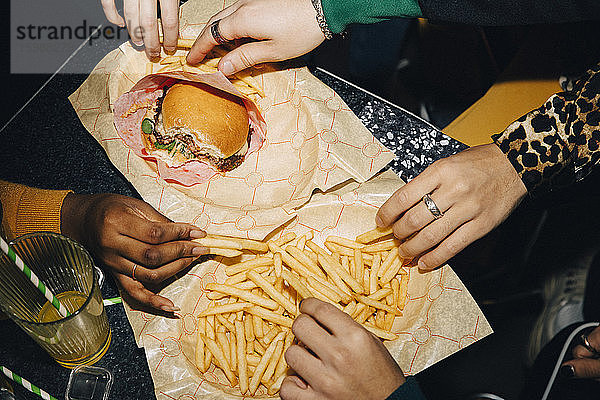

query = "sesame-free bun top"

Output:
[[162, 82, 249, 158]]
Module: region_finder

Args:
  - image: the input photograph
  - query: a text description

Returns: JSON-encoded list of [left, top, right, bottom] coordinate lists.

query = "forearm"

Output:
[[492, 62, 600, 196], [321, 0, 422, 34]]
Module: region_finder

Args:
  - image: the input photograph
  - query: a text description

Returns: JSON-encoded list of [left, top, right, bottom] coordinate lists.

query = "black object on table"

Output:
[[0, 61, 465, 399]]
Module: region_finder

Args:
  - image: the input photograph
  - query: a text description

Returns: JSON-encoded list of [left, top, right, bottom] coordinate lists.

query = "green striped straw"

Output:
[[103, 297, 122, 306], [0, 236, 70, 318], [0, 366, 58, 400]]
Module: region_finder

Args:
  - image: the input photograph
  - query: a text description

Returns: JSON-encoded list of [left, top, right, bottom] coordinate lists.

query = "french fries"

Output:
[[225, 257, 273, 276], [356, 226, 394, 244], [246, 270, 296, 315], [194, 227, 409, 396], [206, 283, 279, 310], [194, 237, 243, 250], [157, 36, 195, 49], [197, 302, 251, 317], [208, 234, 269, 253], [234, 320, 249, 393], [146, 46, 265, 98], [208, 248, 243, 258]]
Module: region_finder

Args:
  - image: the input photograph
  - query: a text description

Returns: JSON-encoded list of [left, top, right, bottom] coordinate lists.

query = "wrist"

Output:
[[489, 141, 528, 197], [381, 371, 406, 399], [60, 193, 95, 245], [310, 0, 333, 39]]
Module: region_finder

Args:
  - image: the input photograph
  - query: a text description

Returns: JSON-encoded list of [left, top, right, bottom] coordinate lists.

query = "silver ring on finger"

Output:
[[210, 19, 231, 45], [422, 194, 444, 219], [580, 333, 600, 358]]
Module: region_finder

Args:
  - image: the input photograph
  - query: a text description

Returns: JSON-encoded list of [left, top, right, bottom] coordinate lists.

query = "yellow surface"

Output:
[[441, 25, 568, 147], [443, 78, 561, 147]]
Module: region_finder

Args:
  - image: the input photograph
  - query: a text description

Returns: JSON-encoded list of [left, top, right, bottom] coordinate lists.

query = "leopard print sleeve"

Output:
[[492, 62, 600, 197]]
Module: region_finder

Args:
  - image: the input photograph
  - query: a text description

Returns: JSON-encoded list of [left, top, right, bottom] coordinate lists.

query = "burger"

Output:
[[140, 82, 251, 172]]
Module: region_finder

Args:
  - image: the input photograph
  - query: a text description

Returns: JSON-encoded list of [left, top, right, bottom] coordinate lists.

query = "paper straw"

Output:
[[0, 236, 70, 318], [0, 366, 58, 400], [103, 297, 122, 306]]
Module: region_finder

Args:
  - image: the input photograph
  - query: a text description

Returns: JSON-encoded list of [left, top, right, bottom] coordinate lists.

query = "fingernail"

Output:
[[192, 246, 206, 256], [398, 247, 408, 258], [558, 364, 575, 380], [418, 259, 428, 271], [294, 376, 308, 389], [220, 60, 234, 76], [190, 230, 206, 238], [375, 215, 384, 227], [160, 305, 180, 312]]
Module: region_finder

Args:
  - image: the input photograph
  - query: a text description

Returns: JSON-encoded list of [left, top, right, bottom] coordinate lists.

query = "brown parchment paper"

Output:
[[70, 42, 395, 241], [69, 0, 492, 396], [129, 170, 492, 399]]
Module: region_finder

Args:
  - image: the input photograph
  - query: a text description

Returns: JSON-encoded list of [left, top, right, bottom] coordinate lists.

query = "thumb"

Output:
[[564, 359, 600, 379], [218, 41, 275, 76]]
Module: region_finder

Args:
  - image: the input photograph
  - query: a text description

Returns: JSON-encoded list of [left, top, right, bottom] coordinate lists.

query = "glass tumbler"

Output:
[[0, 232, 111, 368]]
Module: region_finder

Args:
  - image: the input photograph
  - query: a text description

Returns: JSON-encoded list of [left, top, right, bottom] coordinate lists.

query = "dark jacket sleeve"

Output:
[[386, 376, 428, 400], [492, 62, 600, 196], [418, 0, 600, 26]]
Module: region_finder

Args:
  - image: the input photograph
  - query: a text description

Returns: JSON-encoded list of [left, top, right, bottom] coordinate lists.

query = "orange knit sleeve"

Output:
[[0, 180, 72, 241]]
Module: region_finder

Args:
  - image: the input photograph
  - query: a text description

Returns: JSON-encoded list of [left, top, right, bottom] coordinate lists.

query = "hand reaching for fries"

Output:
[[376, 144, 527, 272], [100, 0, 180, 59], [194, 227, 411, 396], [281, 298, 407, 400], [61, 193, 207, 312], [186, 0, 325, 76]]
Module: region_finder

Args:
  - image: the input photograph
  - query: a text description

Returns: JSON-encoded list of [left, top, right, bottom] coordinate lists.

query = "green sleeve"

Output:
[[321, 0, 422, 34]]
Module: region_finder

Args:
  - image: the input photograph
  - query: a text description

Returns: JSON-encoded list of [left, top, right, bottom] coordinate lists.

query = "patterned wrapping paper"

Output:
[[70, 43, 394, 240], [68, 0, 492, 397], [134, 171, 492, 399]]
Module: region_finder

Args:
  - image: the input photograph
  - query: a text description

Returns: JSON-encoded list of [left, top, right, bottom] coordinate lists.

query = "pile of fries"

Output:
[[192, 227, 410, 396], [147, 38, 264, 99]]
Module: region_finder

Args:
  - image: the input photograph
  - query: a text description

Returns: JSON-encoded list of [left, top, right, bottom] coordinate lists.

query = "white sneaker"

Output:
[[526, 266, 588, 365]]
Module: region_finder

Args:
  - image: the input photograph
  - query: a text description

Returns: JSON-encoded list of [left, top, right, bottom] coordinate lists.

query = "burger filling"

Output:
[[142, 87, 250, 172]]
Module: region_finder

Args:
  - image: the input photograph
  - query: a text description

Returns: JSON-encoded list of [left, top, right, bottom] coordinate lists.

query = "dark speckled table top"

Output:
[[0, 65, 465, 400]]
